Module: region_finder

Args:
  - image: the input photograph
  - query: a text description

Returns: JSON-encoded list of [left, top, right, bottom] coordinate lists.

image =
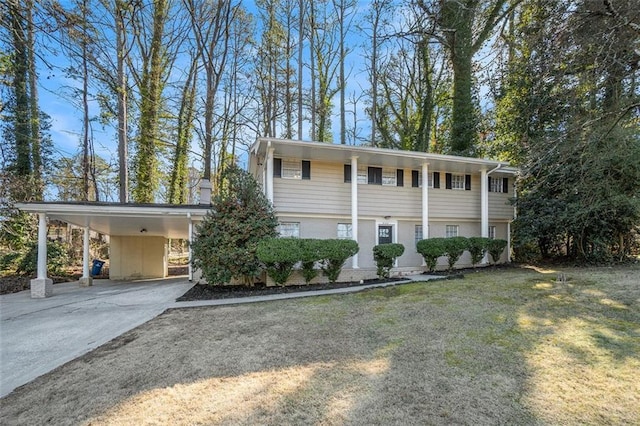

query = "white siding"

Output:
[[358, 182, 421, 218], [429, 174, 481, 219], [273, 161, 350, 215]]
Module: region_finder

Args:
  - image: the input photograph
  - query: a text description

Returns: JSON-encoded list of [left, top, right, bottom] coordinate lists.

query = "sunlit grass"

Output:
[[2, 264, 638, 425]]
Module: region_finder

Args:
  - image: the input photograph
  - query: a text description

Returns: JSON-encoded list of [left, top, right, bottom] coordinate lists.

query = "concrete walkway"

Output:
[[0, 277, 193, 398], [0, 273, 443, 398]]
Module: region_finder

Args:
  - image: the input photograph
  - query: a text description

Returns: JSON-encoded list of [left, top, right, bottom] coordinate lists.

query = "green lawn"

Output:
[[1, 265, 639, 425]]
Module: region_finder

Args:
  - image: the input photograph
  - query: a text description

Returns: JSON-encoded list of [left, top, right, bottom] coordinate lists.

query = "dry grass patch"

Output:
[[0, 265, 638, 425]]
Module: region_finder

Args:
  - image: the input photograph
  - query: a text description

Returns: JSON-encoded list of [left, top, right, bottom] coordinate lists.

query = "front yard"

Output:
[[1, 265, 638, 425]]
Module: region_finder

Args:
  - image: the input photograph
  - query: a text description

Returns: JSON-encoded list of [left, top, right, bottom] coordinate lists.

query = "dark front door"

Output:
[[378, 225, 393, 244]]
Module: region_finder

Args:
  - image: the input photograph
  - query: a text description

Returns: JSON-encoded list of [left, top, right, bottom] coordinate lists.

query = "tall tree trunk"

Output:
[[26, 0, 42, 199], [297, 0, 304, 139], [309, 1, 316, 140], [168, 58, 197, 204], [338, 0, 345, 144], [115, 1, 128, 203], [9, 1, 32, 179], [81, 0, 91, 201], [133, 0, 168, 202]]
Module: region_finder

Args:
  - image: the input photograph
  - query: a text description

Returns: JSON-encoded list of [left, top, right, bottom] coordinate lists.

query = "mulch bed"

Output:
[[0, 275, 81, 295], [176, 277, 408, 301]]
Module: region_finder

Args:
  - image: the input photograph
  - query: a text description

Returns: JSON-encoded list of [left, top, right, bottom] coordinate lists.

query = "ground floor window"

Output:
[[489, 225, 496, 239], [415, 225, 423, 245], [278, 222, 300, 238], [337, 223, 352, 239], [445, 225, 459, 238]]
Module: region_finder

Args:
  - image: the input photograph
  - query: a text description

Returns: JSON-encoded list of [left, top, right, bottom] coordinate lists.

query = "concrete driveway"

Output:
[[0, 277, 193, 398]]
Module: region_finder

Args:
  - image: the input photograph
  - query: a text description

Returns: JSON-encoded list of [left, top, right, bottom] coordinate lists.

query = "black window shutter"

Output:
[[344, 164, 351, 183], [397, 169, 404, 186], [445, 173, 452, 189], [465, 174, 471, 190], [273, 158, 282, 178], [368, 167, 382, 185], [412, 170, 419, 187], [488, 176, 493, 192], [503, 177, 509, 193], [302, 160, 311, 179], [433, 172, 440, 188]]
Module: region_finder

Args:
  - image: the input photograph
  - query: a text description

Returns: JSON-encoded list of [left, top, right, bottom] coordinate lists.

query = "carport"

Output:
[[15, 202, 211, 298]]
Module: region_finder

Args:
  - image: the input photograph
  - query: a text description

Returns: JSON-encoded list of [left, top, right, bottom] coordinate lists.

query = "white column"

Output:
[[79, 225, 93, 287], [481, 168, 489, 237], [481, 168, 489, 264], [421, 163, 429, 238], [266, 147, 275, 204], [507, 221, 512, 263], [30, 212, 52, 298], [188, 215, 194, 281], [351, 156, 359, 269]]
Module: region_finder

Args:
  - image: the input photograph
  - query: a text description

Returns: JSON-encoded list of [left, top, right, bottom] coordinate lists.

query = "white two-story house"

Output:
[[250, 138, 517, 278]]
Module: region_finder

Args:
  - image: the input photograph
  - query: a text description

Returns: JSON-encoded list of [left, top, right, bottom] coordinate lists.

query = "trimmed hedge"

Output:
[[256, 238, 300, 286], [418, 236, 508, 271], [467, 237, 490, 266], [299, 238, 323, 284], [416, 238, 446, 272], [442, 237, 468, 270], [373, 243, 405, 278], [487, 239, 508, 264], [257, 238, 359, 285], [318, 239, 359, 283]]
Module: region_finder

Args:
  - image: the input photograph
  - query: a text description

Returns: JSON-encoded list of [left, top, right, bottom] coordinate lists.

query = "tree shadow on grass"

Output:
[[1, 266, 637, 425]]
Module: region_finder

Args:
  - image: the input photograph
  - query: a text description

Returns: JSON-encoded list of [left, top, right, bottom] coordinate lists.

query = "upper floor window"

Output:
[[278, 222, 300, 238], [446, 173, 471, 190], [489, 177, 509, 193], [451, 174, 465, 190], [274, 158, 310, 180], [412, 171, 440, 188], [345, 165, 405, 187]]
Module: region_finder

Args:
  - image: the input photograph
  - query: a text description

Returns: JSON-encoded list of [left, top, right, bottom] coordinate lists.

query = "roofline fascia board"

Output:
[[15, 203, 210, 217], [255, 137, 516, 170]]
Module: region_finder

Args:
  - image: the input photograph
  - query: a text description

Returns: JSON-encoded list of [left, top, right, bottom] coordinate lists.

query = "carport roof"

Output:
[[15, 202, 211, 239]]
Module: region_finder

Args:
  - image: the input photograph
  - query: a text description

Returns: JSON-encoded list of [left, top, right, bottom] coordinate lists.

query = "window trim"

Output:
[[278, 222, 300, 238], [445, 225, 459, 238], [337, 223, 353, 239], [415, 224, 423, 245]]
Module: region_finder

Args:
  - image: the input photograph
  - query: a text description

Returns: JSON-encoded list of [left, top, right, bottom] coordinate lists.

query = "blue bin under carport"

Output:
[[91, 259, 105, 277]]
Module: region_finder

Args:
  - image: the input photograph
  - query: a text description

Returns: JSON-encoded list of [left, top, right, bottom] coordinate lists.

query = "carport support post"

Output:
[[79, 226, 93, 287], [188, 214, 193, 281], [30, 212, 52, 298]]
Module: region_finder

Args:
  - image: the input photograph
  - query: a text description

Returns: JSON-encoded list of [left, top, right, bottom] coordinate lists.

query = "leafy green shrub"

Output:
[[256, 238, 301, 286], [373, 243, 405, 279], [416, 238, 446, 272], [487, 239, 508, 264], [442, 237, 468, 270], [0, 252, 22, 273], [318, 239, 359, 283], [17, 241, 70, 276], [467, 237, 490, 266], [191, 165, 278, 285], [299, 239, 323, 284]]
